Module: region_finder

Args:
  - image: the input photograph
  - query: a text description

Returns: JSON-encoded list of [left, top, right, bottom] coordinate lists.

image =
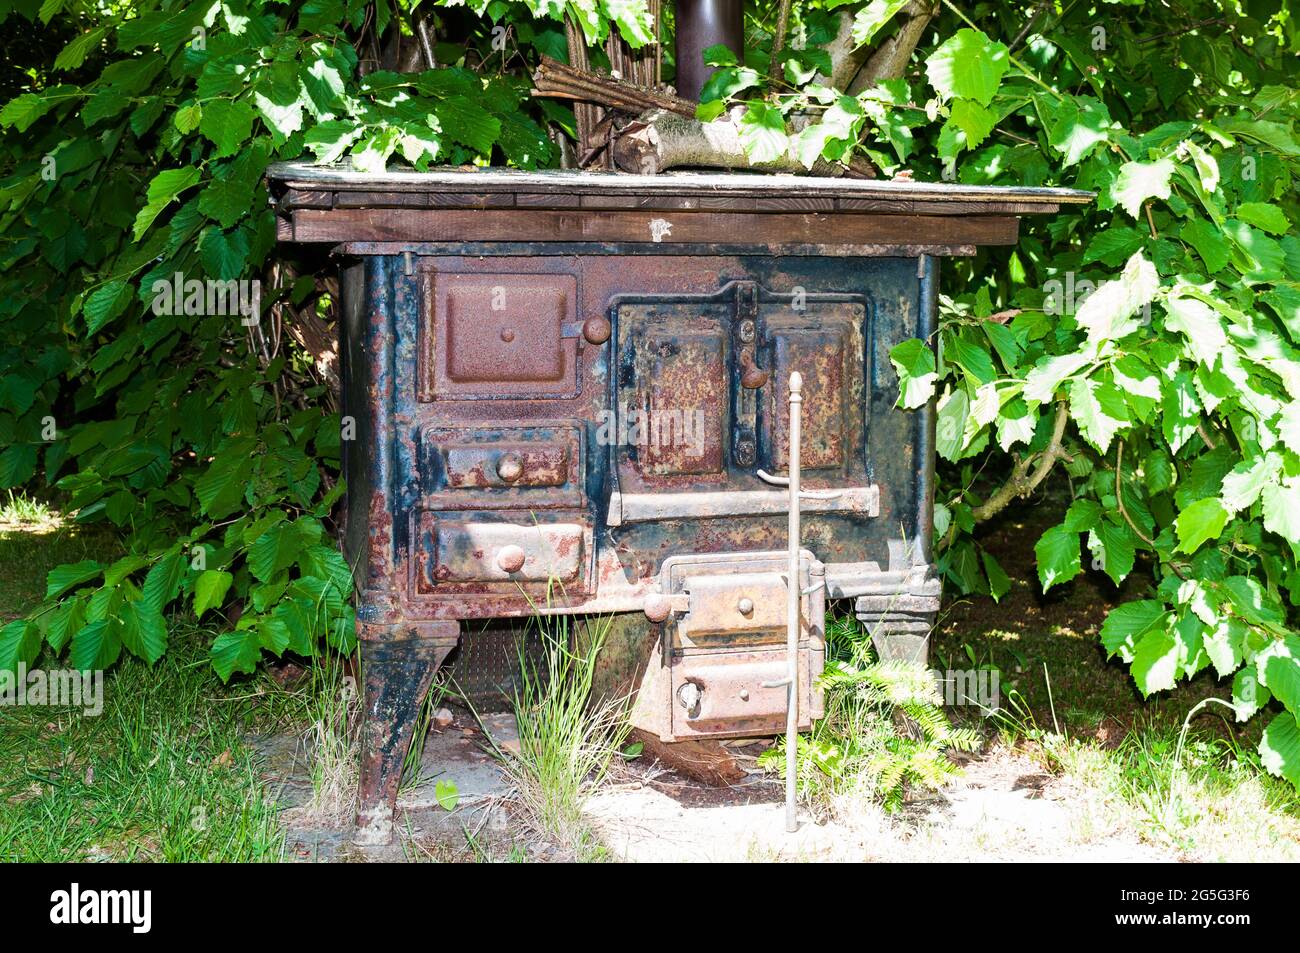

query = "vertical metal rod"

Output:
[[785, 371, 802, 833]]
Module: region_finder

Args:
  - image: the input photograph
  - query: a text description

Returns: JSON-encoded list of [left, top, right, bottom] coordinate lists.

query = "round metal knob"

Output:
[[582, 316, 612, 345], [737, 597, 754, 616], [643, 593, 675, 623], [496, 544, 526, 574], [496, 453, 523, 483]]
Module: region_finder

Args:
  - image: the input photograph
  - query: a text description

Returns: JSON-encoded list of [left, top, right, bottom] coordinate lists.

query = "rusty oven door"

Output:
[[607, 278, 877, 525]]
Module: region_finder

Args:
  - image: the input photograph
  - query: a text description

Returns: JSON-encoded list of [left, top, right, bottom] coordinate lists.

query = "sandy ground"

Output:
[[256, 709, 1175, 863]]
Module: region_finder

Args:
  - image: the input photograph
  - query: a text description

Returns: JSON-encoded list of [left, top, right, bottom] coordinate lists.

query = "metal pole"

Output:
[[785, 371, 802, 833]]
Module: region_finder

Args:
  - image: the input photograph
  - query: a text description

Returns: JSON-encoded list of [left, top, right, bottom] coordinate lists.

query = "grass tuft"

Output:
[[496, 613, 630, 859]]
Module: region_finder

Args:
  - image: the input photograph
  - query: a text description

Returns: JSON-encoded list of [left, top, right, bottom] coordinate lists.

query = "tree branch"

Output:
[[848, 0, 939, 94], [767, 0, 794, 83], [970, 401, 1069, 523]]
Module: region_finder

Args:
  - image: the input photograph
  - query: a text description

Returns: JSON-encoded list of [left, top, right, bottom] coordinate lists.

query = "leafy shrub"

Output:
[[708, 1, 1300, 790]]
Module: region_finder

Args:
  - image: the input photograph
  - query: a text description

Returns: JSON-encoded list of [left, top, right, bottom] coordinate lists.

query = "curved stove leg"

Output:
[[354, 621, 459, 845]]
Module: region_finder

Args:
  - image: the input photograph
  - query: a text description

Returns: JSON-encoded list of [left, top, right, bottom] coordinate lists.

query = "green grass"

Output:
[[498, 612, 630, 860], [0, 494, 296, 861], [0, 630, 292, 861]]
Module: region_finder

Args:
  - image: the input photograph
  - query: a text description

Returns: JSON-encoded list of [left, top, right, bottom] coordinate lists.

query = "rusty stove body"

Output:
[[267, 163, 1088, 840]]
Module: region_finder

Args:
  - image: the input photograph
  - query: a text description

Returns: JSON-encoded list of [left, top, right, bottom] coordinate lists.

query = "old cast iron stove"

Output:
[[267, 164, 1090, 842]]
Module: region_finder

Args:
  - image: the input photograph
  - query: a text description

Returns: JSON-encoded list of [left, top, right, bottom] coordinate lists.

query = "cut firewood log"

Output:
[[611, 107, 875, 177], [630, 730, 749, 787], [533, 57, 877, 177]]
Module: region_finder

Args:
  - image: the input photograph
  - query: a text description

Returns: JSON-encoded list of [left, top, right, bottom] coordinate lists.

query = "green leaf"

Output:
[[1161, 370, 1201, 453], [1235, 202, 1290, 236], [46, 559, 103, 599], [119, 600, 167, 664], [210, 627, 262, 682], [1183, 139, 1219, 192], [200, 226, 250, 281], [1260, 712, 1300, 788], [1112, 158, 1174, 218], [174, 102, 201, 134], [948, 99, 996, 152], [0, 92, 61, 132], [1069, 376, 1128, 454], [695, 99, 727, 122], [1087, 520, 1136, 585], [1220, 452, 1282, 516], [350, 126, 399, 173], [298, 545, 353, 595], [1082, 226, 1144, 267], [1180, 218, 1228, 274], [435, 95, 502, 155], [434, 779, 460, 810], [70, 618, 121, 672], [737, 103, 788, 165], [1203, 617, 1246, 679], [850, 0, 910, 46], [0, 620, 41, 673], [1174, 497, 1229, 554], [1257, 636, 1300, 714], [1035, 524, 1081, 593], [701, 44, 737, 67], [141, 548, 184, 612], [1130, 627, 1179, 696], [924, 29, 1009, 107], [198, 177, 253, 230], [83, 280, 132, 334], [1100, 600, 1169, 662], [1163, 289, 1227, 368], [198, 99, 257, 158], [0, 445, 38, 489], [194, 439, 255, 518], [249, 521, 318, 582], [1262, 478, 1300, 543], [1075, 251, 1158, 345], [935, 387, 969, 461], [699, 66, 761, 105], [1217, 117, 1300, 156], [195, 570, 234, 618], [981, 550, 1011, 601], [1233, 666, 1270, 721], [304, 119, 363, 165], [1044, 95, 1111, 167], [1024, 352, 1089, 403], [889, 339, 937, 410], [132, 167, 202, 242]]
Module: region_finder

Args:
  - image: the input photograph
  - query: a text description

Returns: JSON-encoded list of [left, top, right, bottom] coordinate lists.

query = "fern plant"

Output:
[[762, 614, 981, 812]]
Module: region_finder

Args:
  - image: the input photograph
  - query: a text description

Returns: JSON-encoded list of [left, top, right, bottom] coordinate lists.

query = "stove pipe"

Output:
[[674, 0, 745, 102]]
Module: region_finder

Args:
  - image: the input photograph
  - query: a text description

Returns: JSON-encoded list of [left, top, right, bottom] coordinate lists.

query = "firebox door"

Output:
[[606, 279, 879, 525]]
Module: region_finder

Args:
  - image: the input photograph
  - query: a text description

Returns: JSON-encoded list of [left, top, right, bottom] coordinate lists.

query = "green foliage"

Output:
[[6, 0, 1300, 797], [763, 615, 981, 811], [0, 0, 648, 679], [707, 2, 1300, 790]]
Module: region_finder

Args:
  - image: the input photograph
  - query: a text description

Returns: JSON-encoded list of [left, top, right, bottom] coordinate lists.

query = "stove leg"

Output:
[[857, 603, 934, 665], [354, 621, 459, 846]]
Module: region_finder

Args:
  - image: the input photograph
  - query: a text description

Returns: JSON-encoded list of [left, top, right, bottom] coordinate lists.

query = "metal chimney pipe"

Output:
[[674, 0, 745, 102]]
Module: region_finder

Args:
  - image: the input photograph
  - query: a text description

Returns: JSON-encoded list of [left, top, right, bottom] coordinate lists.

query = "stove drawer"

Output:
[[411, 511, 592, 597], [670, 648, 821, 740], [418, 423, 584, 509]]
